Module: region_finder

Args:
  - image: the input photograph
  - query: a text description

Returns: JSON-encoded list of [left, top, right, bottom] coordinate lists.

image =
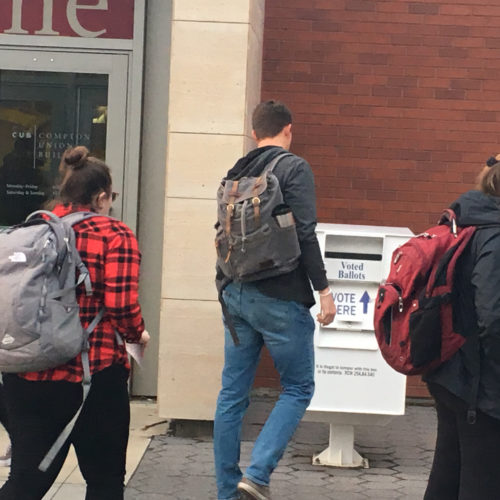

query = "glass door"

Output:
[[0, 49, 128, 225]]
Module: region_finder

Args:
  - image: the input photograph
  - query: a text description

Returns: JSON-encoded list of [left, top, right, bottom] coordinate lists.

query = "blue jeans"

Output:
[[214, 282, 315, 500]]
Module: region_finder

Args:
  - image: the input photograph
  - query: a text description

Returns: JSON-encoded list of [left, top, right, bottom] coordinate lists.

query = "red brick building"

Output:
[[256, 0, 500, 397]]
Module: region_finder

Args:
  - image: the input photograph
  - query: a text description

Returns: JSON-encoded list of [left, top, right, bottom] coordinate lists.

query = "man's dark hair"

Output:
[[252, 100, 292, 140]]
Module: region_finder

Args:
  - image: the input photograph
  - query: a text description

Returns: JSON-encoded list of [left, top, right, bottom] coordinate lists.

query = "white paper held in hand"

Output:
[[126, 343, 144, 368]]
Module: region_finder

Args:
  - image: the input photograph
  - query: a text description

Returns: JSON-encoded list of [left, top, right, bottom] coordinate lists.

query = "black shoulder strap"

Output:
[[217, 278, 240, 346]]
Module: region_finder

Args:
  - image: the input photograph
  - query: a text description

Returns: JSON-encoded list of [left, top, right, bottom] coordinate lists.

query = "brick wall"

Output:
[[255, 0, 500, 395]]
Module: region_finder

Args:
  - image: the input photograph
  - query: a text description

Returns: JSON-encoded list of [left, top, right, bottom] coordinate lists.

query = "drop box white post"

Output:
[[305, 223, 413, 468]]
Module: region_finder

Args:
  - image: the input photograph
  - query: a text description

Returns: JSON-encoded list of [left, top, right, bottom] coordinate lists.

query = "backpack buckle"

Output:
[[252, 197, 261, 226], [225, 204, 235, 235]]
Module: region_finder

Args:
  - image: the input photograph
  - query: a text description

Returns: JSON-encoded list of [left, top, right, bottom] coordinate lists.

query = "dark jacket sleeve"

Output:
[[468, 229, 500, 414], [471, 231, 500, 345], [275, 156, 329, 291]]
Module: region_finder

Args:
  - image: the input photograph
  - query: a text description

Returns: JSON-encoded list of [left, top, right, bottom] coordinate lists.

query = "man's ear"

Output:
[[251, 130, 258, 142], [284, 123, 292, 136]]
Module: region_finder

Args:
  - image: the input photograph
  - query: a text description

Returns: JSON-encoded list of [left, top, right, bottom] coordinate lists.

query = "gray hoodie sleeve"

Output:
[[274, 156, 329, 291]]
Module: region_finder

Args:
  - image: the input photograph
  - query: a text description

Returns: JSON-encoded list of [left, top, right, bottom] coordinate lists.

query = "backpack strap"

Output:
[[217, 278, 240, 346], [439, 209, 458, 236], [25, 211, 98, 288], [61, 212, 114, 296], [32, 211, 96, 298], [251, 153, 293, 226], [63, 212, 99, 295], [25, 209, 62, 224], [47, 267, 92, 300], [25, 210, 70, 270], [251, 191, 261, 226], [38, 308, 105, 472], [263, 152, 293, 174], [61, 210, 99, 227], [225, 181, 239, 236]]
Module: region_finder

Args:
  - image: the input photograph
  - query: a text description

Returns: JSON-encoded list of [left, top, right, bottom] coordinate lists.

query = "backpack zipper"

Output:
[[384, 282, 404, 312]]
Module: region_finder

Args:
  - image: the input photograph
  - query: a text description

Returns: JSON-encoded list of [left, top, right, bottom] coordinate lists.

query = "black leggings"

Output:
[[425, 383, 500, 500], [0, 364, 130, 500], [0, 382, 10, 435]]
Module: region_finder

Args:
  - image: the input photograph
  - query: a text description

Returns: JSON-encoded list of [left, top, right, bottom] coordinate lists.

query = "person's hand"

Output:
[[139, 330, 150, 348], [316, 288, 336, 326]]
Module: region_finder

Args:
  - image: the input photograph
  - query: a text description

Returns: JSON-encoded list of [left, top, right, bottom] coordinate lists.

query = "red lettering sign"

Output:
[[0, 0, 135, 40]]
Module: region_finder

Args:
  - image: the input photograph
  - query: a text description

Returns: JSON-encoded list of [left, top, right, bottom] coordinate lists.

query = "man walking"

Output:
[[214, 100, 336, 500]]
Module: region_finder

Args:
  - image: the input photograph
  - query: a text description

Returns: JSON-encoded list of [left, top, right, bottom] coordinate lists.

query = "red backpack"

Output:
[[373, 209, 475, 375]]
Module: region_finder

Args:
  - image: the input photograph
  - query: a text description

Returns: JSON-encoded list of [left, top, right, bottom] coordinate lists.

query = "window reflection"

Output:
[[0, 70, 108, 225]]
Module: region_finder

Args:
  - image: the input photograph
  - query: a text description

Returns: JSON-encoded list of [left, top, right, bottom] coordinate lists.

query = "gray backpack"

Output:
[[215, 153, 301, 282], [0, 209, 104, 471]]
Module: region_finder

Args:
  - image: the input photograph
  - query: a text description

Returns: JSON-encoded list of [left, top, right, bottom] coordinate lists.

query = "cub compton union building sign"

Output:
[[0, 0, 134, 38]]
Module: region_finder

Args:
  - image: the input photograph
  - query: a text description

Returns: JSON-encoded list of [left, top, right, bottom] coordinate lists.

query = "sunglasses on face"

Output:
[[111, 192, 119, 202]]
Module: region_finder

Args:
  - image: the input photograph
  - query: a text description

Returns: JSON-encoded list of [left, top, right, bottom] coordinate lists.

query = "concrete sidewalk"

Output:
[[125, 396, 437, 500]]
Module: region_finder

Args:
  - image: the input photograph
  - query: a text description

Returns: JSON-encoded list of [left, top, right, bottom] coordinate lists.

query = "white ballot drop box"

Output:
[[306, 223, 414, 468]]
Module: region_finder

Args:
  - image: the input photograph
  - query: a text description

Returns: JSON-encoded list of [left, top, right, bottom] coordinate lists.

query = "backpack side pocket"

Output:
[[408, 296, 443, 369]]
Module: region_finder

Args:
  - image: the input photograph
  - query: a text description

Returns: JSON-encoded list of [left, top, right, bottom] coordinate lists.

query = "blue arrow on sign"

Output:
[[360, 291, 371, 314]]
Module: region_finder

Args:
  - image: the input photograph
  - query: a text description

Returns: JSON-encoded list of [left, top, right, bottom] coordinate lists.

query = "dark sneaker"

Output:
[[237, 477, 271, 500]]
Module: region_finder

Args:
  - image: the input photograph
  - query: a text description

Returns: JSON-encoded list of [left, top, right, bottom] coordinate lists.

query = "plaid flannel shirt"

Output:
[[22, 204, 145, 383]]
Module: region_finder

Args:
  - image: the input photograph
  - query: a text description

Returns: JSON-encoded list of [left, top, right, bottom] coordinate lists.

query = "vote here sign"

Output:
[[330, 283, 379, 329]]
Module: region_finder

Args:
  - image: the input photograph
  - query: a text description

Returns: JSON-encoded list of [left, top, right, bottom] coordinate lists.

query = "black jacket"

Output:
[[216, 145, 328, 306], [425, 190, 500, 420]]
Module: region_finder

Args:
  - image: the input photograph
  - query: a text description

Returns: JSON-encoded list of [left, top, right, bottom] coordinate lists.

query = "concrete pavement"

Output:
[[125, 395, 437, 500], [0, 395, 437, 499]]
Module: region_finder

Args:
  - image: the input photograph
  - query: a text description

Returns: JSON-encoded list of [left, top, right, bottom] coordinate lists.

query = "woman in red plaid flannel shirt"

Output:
[[0, 146, 149, 500]]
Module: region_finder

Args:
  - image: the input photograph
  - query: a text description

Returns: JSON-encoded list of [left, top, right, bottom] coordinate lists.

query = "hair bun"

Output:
[[64, 146, 89, 170]]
